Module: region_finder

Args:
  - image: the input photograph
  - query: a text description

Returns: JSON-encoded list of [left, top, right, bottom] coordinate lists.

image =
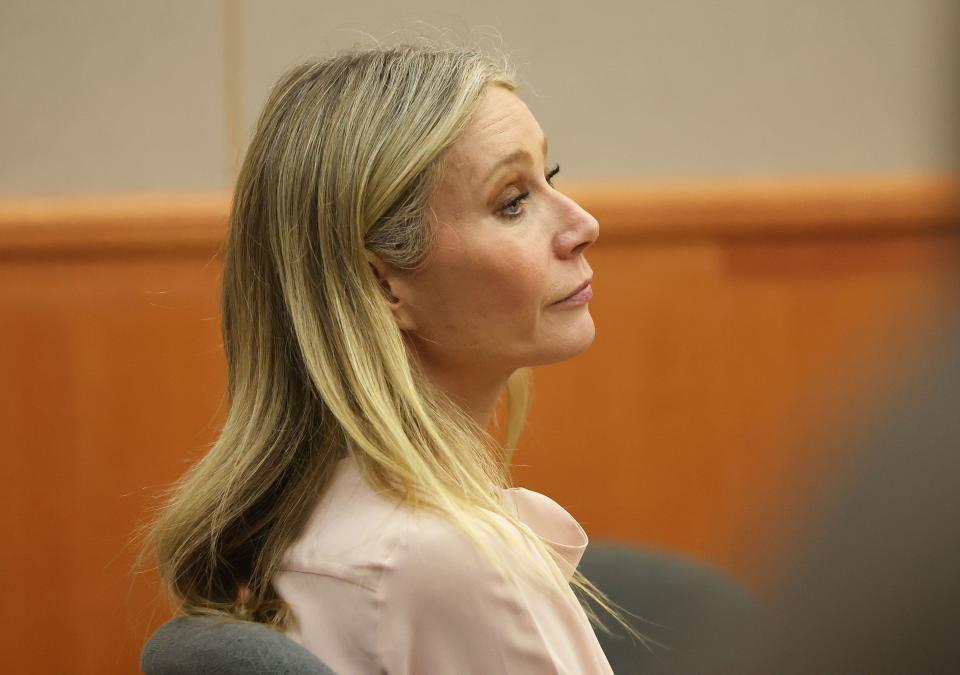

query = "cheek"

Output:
[[468, 246, 547, 315], [425, 244, 547, 329]]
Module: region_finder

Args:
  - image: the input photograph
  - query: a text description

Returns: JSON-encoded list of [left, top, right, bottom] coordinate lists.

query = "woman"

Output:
[[148, 41, 643, 673]]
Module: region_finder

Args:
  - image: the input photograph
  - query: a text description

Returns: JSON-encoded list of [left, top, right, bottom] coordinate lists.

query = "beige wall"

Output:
[[2, 0, 958, 197], [0, 1, 228, 195]]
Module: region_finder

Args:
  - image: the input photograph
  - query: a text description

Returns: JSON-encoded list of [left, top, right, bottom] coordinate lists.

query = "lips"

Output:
[[554, 277, 592, 304]]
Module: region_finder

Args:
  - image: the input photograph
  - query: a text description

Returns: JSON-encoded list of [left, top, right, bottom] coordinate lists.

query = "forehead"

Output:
[[442, 86, 543, 179]]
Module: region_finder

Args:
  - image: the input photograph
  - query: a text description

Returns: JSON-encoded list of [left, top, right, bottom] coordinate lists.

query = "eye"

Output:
[[497, 163, 561, 222], [499, 192, 530, 221]]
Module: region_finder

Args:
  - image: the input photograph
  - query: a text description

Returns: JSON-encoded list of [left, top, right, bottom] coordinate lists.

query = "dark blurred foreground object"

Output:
[[141, 615, 336, 674], [579, 542, 764, 674], [693, 308, 960, 675]]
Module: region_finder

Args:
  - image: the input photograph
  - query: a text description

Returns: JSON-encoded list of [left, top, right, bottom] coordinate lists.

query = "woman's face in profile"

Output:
[[374, 84, 599, 380]]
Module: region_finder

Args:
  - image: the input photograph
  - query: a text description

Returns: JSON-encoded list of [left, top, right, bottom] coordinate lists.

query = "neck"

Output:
[[426, 362, 507, 431], [406, 338, 508, 431]]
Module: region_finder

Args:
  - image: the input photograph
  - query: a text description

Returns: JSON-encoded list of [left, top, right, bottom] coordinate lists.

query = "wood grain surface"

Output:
[[2, 174, 958, 674]]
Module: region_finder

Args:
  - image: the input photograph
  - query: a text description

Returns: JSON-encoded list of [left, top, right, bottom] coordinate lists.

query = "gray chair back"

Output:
[[140, 615, 337, 675], [579, 541, 763, 674]]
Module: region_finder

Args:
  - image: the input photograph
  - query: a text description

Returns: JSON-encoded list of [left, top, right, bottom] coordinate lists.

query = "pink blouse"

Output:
[[274, 455, 614, 674]]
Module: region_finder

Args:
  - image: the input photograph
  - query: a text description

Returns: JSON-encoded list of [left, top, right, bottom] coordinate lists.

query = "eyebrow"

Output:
[[482, 134, 549, 188]]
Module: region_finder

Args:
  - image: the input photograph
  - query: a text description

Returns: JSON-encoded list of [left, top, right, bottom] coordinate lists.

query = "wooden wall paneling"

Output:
[[513, 231, 960, 591], [1, 202, 229, 673], [512, 175, 960, 593], [1, 175, 957, 673]]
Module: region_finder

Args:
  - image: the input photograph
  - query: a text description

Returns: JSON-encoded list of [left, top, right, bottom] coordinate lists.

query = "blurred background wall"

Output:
[[1, 0, 958, 196], [1, 2, 958, 674]]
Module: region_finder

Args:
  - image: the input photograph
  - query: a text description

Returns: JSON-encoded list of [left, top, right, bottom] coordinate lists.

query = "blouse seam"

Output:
[[374, 527, 414, 671], [279, 566, 378, 592]]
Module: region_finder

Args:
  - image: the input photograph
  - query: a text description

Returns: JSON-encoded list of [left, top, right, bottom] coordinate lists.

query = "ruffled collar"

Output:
[[500, 486, 588, 580]]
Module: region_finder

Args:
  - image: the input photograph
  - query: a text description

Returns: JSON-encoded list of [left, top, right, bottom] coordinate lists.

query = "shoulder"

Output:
[[382, 487, 589, 595], [373, 506, 596, 673], [382, 506, 526, 601], [376, 507, 544, 661]]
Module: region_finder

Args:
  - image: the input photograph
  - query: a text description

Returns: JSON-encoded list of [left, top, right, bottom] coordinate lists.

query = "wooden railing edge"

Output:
[[1, 173, 958, 256]]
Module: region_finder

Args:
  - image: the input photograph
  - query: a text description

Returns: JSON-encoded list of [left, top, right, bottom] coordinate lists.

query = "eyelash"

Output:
[[499, 163, 561, 221]]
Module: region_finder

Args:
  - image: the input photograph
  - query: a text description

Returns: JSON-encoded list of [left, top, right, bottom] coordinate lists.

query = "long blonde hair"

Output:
[[145, 39, 647, 645]]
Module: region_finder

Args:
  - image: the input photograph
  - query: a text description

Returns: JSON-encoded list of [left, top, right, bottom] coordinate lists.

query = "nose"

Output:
[[554, 193, 600, 258]]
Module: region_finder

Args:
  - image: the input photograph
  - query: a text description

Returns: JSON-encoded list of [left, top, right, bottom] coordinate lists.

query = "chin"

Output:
[[529, 312, 596, 366]]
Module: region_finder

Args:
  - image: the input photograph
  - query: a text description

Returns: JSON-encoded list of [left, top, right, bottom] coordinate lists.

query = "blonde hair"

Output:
[[144, 39, 649, 647]]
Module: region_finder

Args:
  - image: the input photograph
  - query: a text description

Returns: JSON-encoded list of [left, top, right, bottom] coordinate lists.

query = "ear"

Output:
[[364, 249, 417, 332]]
